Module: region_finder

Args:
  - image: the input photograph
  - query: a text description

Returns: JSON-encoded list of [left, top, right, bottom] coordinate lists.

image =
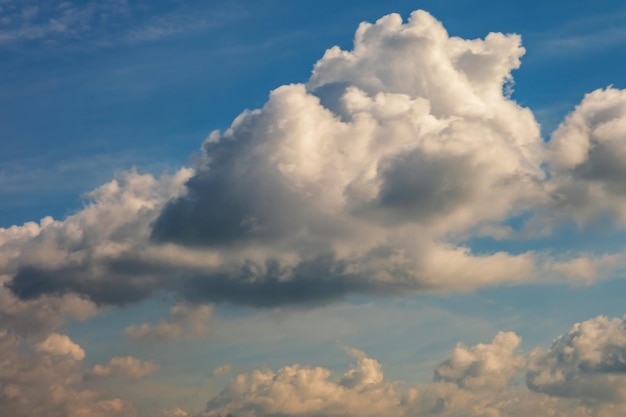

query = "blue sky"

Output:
[[3, 1, 626, 417]]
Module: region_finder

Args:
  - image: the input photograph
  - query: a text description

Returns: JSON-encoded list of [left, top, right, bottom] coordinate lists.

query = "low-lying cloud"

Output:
[[193, 316, 626, 417]]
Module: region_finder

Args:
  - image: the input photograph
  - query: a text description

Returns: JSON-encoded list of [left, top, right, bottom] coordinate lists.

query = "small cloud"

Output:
[[85, 356, 159, 381], [159, 408, 189, 417], [212, 364, 232, 376], [35, 333, 85, 361]]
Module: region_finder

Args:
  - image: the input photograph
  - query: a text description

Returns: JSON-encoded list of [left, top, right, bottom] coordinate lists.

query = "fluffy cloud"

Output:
[[1, 7, 626, 417], [3, 9, 625, 309], [0, 330, 139, 417], [85, 356, 159, 381], [433, 331, 523, 389], [150, 10, 549, 306], [527, 315, 626, 402], [36, 332, 86, 361], [126, 303, 213, 341], [0, 226, 140, 416], [201, 347, 404, 417], [4, 168, 193, 305], [548, 87, 626, 226], [190, 318, 626, 417], [0, 264, 136, 415]]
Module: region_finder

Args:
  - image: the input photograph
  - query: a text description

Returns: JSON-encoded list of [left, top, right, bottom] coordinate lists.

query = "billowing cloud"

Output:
[[1, 6, 626, 417], [548, 87, 626, 226], [149, 10, 549, 306], [527, 315, 626, 402], [2, 10, 626, 310], [85, 356, 159, 381], [36, 332, 86, 360], [0, 330, 139, 417], [0, 222, 140, 416], [433, 331, 523, 389], [126, 303, 213, 341], [4, 168, 193, 305], [201, 347, 404, 417]]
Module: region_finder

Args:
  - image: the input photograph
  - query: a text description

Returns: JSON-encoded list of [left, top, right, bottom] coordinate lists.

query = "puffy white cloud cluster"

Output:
[[201, 347, 403, 417], [126, 303, 213, 341], [527, 315, 626, 402], [4, 168, 193, 304], [0, 329, 140, 417], [0, 168, 202, 416], [549, 87, 626, 226], [193, 317, 626, 417], [0, 229, 157, 416], [0, 265, 136, 416], [36, 332, 86, 360], [433, 331, 523, 389], [149, 10, 552, 305]]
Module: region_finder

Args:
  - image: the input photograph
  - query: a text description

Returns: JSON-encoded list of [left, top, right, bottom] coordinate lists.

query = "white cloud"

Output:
[[527, 315, 626, 402], [1, 6, 626, 417], [434, 331, 523, 389], [3, 9, 626, 310], [86, 356, 159, 381], [548, 87, 626, 226], [4, 168, 193, 305], [35, 332, 85, 360], [191, 318, 626, 417], [201, 347, 404, 417], [0, 329, 140, 417]]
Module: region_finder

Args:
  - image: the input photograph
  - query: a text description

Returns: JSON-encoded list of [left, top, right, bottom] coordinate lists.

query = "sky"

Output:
[[3, 1, 626, 416]]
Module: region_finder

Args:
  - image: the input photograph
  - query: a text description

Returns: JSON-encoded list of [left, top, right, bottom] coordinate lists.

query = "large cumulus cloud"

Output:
[[149, 11, 548, 306], [3, 10, 626, 309]]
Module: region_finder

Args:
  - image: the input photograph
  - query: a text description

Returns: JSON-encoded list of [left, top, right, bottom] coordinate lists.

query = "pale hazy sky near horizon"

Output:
[[3, 1, 626, 416]]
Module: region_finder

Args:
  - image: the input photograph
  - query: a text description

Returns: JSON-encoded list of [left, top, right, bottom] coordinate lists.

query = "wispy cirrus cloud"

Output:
[[532, 9, 626, 57], [0, 0, 244, 48]]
